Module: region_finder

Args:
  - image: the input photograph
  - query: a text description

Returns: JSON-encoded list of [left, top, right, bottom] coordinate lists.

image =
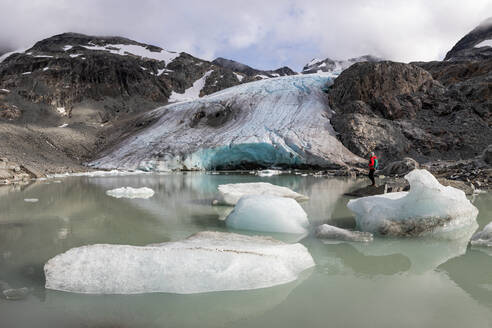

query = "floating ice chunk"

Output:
[[58, 123, 68, 128], [23, 198, 39, 203], [106, 187, 154, 199], [44, 231, 315, 294], [347, 169, 478, 237], [471, 222, 492, 247], [256, 169, 283, 177], [226, 195, 310, 234], [315, 224, 373, 243], [56, 107, 66, 115], [216, 182, 308, 206]]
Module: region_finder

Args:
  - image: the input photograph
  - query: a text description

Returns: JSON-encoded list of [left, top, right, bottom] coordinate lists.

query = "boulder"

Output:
[[382, 157, 419, 176]]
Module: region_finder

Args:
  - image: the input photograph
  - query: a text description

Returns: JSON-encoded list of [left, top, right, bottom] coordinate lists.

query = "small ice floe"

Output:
[[347, 169, 478, 237], [315, 224, 373, 243], [0, 88, 10, 93], [2, 287, 31, 301], [23, 198, 39, 203], [256, 169, 282, 177], [105, 187, 154, 199], [471, 222, 492, 247], [63, 45, 73, 51], [22, 72, 31, 75], [225, 195, 310, 234], [44, 231, 315, 294], [58, 123, 68, 128], [215, 182, 308, 206], [43, 67, 50, 71], [56, 107, 66, 115]]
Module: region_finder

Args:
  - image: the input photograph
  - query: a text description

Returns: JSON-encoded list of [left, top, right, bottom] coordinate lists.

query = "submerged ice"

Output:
[[91, 74, 362, 171], [44, 231, 315, 294], [216, 182, 309, 206], [315, 224, 373, 243], [347, 169, 478, 237], [106, 187, 155, 199], [225, 195, 310, 234], [471, 222, 492, 247]]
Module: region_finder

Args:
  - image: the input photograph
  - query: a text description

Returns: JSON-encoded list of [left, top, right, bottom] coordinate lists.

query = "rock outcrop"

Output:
[[444, 17, 492, 61], [328, 61, 492, 164]]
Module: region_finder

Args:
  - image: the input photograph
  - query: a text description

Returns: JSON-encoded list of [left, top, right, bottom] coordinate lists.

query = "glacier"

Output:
[[44, 231, 315, 294], [471, 222, 492, 247], [91, 74, 363, 171], [347, 169, 479, 237], [215, 182, 309, 206], [105, 187, 155, 199], [225, 195, 310, 234]]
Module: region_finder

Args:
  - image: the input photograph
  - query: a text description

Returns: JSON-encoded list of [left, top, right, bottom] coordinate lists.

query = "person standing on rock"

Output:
[[368, 152, 378, 186]]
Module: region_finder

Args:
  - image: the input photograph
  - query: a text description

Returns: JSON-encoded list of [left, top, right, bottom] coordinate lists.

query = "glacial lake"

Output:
[[0, 172, 491, 328]]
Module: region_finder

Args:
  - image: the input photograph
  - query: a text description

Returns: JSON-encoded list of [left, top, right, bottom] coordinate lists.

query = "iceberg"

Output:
[[91, 74, 363, 171], [315, 224, 373, 242], [44, 231, 315, 294], [471, 222, 492, 247], [347, 169, 478, 237], [216, 182, 308, 206], [225, 195, 310, 234], [105, 187, 154, 199]]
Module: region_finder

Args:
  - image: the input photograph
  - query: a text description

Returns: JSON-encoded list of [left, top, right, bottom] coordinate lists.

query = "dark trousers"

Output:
[[369, 169, 375, 185]]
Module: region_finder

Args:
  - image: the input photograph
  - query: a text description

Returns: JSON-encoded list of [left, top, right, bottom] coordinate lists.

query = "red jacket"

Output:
[[369, 156, 377, 169]]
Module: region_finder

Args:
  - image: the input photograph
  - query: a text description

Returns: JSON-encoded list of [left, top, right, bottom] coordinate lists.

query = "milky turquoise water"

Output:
[[0, 173, 491, 328]]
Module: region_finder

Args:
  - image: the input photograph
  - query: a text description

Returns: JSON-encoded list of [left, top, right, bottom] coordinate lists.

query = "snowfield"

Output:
[[44, 231, 315, 294], [91, 74, 363, 171]]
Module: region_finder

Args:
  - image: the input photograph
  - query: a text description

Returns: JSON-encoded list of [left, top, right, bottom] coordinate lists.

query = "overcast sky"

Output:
[[1, 0, 491, 71]]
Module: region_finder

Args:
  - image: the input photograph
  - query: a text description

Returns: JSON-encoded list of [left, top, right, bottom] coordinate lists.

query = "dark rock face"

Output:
[[328, 61, 492, 164], [445, 17, 492, 61], [212, 57, 296, 78]]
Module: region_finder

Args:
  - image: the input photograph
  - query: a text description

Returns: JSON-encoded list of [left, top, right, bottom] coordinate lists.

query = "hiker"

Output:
[[368, 152, 378, 186]]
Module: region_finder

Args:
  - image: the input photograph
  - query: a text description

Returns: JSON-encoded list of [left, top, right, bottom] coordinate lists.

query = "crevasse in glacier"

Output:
[[225, 195, 310, 234], [91, 74, 363, 171], [44, 231, 315, 294], [347, 169, 478, 237]]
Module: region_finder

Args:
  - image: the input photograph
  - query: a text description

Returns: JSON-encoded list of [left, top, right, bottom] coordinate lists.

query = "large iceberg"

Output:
[[216, 182, 308, 206], [105, 187, 155, 199], [471, 222, 492, 247], [44, 231, 315, 294], [347, 169, 478, 237], [90, 74, 363, 171], [225, 195, 310, 234]]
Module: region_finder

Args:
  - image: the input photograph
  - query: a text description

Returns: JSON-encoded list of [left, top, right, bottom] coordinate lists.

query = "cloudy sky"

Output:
[[1, 0, 491, 70]]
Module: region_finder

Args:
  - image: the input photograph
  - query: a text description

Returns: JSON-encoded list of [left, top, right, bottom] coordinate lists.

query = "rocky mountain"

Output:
[[301, 55, 382, 76], [0, 33, 294, 175], [212, 57, 296, 79], [445, 17, 492, 61], [328, 20, 492, 168]]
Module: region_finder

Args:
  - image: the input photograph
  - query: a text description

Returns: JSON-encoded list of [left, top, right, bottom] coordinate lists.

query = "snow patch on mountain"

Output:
[[475, 39, 492, 48], [91, 74, 363, 171], [80, 43, 180, 65], [302, 55, 382, 77], [169, 70, 214, 103]]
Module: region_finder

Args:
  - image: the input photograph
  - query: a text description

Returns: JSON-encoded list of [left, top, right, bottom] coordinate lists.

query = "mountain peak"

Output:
[[444, 17, 492, 61]]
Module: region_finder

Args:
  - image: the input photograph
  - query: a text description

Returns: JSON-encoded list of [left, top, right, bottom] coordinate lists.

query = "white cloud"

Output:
[[0, 0, 491, 70]]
